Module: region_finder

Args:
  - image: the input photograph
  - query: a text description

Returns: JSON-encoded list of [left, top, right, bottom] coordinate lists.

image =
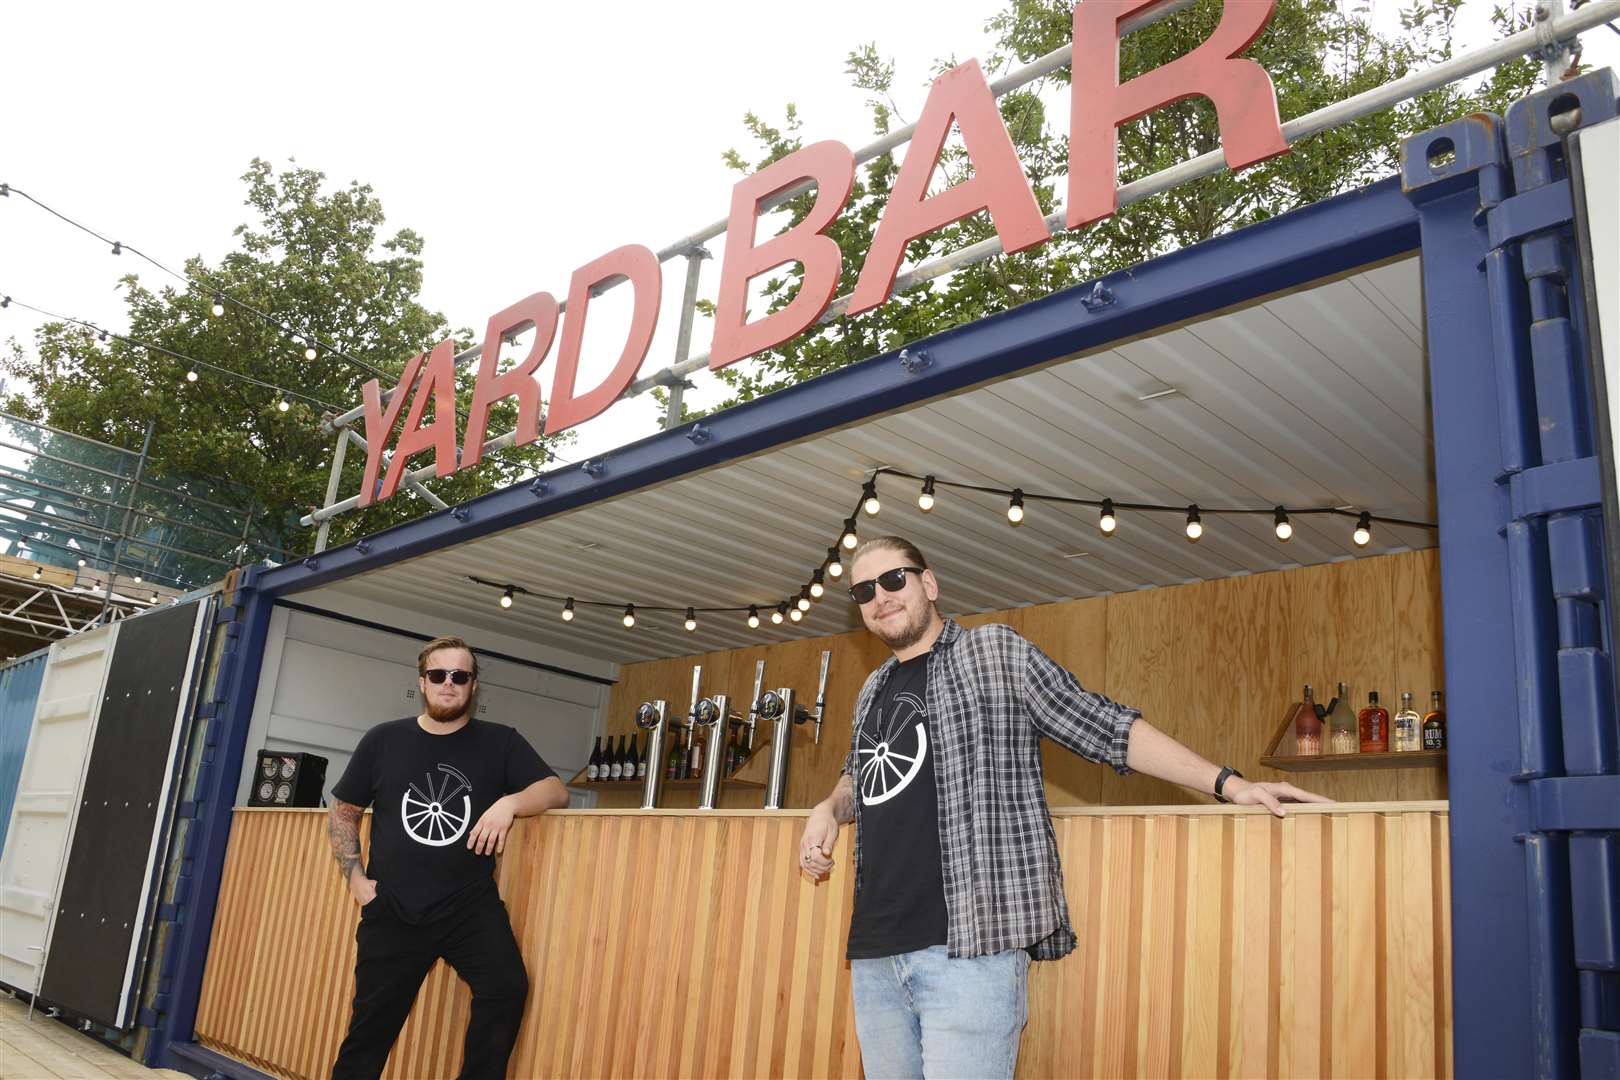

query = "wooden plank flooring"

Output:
[[0, 995, 188, 1080]]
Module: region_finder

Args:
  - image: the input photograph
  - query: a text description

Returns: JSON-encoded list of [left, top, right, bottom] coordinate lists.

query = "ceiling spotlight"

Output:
[[789, 606, 803, 622], [1099, 498, 1117, 536], [186, 368, 199, 383], [210, 293, 225, 317], [810, 568, 825, 598], [772, 603, 786, 625], [825, 547, 843, 578], [561, 597, 575, 621], [918, 475, 936, 512], [840, 517, 859, 550], [1185, 505, 1203, 542], [1273, 507, 1293, 542], [1353, 511, 1372, 547], [1007, 489, 1025, 525], [277, 398, 290, 413], [499, 586, 514, 609], [747, 605, 760, 629], [684, 607, 697, 632], [861, 479, 881, 516], [622, 604, 636, 628], [797, 589, 811, 612]]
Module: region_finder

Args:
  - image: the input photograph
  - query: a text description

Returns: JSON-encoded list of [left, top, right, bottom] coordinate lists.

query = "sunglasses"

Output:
[[423, 668, 474, 685], [848, 566, 925, 604]]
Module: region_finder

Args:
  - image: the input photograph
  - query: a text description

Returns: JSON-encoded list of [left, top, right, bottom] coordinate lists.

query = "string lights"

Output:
[[462, 469, 1432, 636]]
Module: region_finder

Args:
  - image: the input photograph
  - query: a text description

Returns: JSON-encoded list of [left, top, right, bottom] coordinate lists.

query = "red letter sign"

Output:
[[462, 291, 560, 470], [544, 245, 662, 435], [710, 140, 856, 369], [356, 350, 426, 509], [378, 339, 460, 502], [1068, 0, 1288, 228], [848, 59, 1048, 316]]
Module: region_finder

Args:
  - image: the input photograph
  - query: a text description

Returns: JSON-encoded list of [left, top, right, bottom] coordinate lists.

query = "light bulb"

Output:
[[210, 293, 225, 317], [810, 570, 825, 599], [747, 605, 760, 629], [1185, 505, 1203, 542], [1353, 512, 1372, 547], [918, 476, 936, 512], [789, 607, 803, 622], [1273, 507, 1292, 542], [499, 587, 514, 609], [840, 518, 859, 550], [1099, 498, 1117, 536], [772, 604, 785, 625], [797, 592, 811, 612], [861, 480, 881, 516], [684, 607, 697, 632], [1007, 489, 1025, 525], [304, 345, 318, 361], [622, 604, 636, 628], [561, 598, 575, 621], [277, 398, 290, 413], [825, 548, 843, 578], [186, 369, 198, 383]]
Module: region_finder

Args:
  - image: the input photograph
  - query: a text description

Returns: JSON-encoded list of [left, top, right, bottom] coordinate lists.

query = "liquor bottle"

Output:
[[587, 737, 602, 782], [1294, 684, 1322, 756], [630, 734, 644, 779], [1359, 691, 1389, 753], [1422, 690, 1446, 750], [689, 731, 704, 781], [1328, 681, 1359, 755], [1393, 692, 1421, 752]]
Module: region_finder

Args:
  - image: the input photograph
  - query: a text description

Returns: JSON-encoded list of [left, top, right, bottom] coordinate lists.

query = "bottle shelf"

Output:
[[570, 775, 768, 790], [1259, 749, 1447, 772]]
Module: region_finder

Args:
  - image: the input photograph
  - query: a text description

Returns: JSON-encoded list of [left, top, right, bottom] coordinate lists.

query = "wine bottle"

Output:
[[1422, 690, 1446, 750], [617, 735, 631, 779], [689, 730, 703, 781], [609, 735, 623, 780], [629, 734, 643, 779], [586, 736, 602, 782], [667, 728, 683, 780]]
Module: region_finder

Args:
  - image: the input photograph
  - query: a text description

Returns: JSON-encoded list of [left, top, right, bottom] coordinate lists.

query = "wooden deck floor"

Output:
[[0, 996, 189, 1080]]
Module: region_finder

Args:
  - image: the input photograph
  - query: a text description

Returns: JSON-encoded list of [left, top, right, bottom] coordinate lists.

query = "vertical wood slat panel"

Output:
[[195, 805, 1452, 1079]]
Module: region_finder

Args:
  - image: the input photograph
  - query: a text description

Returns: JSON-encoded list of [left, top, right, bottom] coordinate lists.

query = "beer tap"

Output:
[[754, 650, 833, 809], [693, 693, 742, 810], [633, 699, 668, 810]]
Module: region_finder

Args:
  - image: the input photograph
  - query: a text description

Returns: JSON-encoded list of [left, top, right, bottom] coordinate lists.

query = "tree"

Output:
[[2, 159, 569, 566], [681, 0, 1540, 414]]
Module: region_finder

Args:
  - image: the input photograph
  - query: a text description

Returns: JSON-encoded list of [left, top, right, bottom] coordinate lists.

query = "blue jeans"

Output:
[[850, 945, 1031, 1079]]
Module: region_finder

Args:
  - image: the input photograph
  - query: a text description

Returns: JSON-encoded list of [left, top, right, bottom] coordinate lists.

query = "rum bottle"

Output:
[[1359, 691, 1389, 753], [1422, 690, 1446, 751]]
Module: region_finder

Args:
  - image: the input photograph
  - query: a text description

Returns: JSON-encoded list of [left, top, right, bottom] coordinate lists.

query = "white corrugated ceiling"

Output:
[[302, 256, 1433, 665]]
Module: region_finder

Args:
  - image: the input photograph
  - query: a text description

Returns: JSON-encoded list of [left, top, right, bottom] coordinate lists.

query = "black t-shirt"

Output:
[[845, 653, 949, 960], [331, 716, 555, 923]]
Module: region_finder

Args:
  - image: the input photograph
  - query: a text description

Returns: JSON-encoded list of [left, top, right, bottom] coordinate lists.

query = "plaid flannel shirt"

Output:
[[843, 619, 1138, 960]]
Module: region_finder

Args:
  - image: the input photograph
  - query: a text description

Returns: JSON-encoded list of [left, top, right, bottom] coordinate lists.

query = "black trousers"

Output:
[[331, 885, 528, 1080]]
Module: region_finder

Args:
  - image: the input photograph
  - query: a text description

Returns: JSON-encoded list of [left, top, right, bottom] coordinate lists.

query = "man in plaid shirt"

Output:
[[799, 536, 1325, 1078]]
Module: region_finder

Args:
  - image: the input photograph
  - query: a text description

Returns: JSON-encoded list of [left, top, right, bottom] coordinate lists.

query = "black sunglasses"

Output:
[[423, 668, 474, 685], [848, 566, 925, 604]]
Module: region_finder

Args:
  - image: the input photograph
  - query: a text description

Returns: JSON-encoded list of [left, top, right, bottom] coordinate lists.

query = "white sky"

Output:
[[2, 0, 1615, 478]]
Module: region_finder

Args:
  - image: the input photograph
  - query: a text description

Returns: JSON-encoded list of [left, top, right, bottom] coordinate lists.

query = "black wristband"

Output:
[[1213, 766, 1243, 803]]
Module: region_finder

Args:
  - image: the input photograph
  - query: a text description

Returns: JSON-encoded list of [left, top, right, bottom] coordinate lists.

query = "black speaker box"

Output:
[[248, 750, 328, 807]]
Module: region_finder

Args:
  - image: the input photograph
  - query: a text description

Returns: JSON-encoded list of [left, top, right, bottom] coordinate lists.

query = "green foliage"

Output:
[[3, 159, 569, 559], [680, 0, 1539, 416]]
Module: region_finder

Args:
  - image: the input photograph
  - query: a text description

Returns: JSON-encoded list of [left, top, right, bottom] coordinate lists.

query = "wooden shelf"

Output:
[[1260, 749, 1447, 772], [570, 775, 766, 790]]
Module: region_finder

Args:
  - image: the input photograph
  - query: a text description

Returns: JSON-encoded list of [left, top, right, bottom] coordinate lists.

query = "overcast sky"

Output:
[[3, 1, 1615, 476]]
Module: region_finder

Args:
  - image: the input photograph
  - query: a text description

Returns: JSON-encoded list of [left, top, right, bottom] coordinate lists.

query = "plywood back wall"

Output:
[[598, 550, 1446, 808]]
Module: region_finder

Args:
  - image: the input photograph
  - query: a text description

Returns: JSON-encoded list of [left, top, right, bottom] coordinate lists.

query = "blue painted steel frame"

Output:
[[1404, 71, 1620, 1079]]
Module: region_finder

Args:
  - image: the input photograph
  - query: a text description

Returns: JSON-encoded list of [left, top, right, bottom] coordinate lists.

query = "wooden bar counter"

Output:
[[194, 801, 1450, 1079]]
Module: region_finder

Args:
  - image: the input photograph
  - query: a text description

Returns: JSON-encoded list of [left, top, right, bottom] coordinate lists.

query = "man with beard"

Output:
[[326, 635, 569, 1080], [799, 537, 1326, 1079]]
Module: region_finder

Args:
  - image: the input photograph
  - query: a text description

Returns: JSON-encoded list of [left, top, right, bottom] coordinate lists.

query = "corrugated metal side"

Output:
[[0, 651, 48, 855]]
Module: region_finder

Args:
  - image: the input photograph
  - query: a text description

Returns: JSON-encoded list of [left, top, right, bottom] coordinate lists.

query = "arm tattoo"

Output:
[[829, 774, 855, 824], [327, 800, 364, 884]]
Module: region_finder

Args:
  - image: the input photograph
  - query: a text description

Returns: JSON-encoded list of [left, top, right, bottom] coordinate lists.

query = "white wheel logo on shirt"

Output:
[[858, 690, 928, 806], [401, 764, 472, 847]]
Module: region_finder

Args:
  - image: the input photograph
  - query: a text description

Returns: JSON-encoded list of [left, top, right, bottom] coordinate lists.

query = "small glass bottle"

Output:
[[1294, 684, 1323, 756], [1359, 691, 1389, 753], [1392, 691, 1421, 752], [1328, 681, 1359, 755], [1422, 690, 1447, 751]]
